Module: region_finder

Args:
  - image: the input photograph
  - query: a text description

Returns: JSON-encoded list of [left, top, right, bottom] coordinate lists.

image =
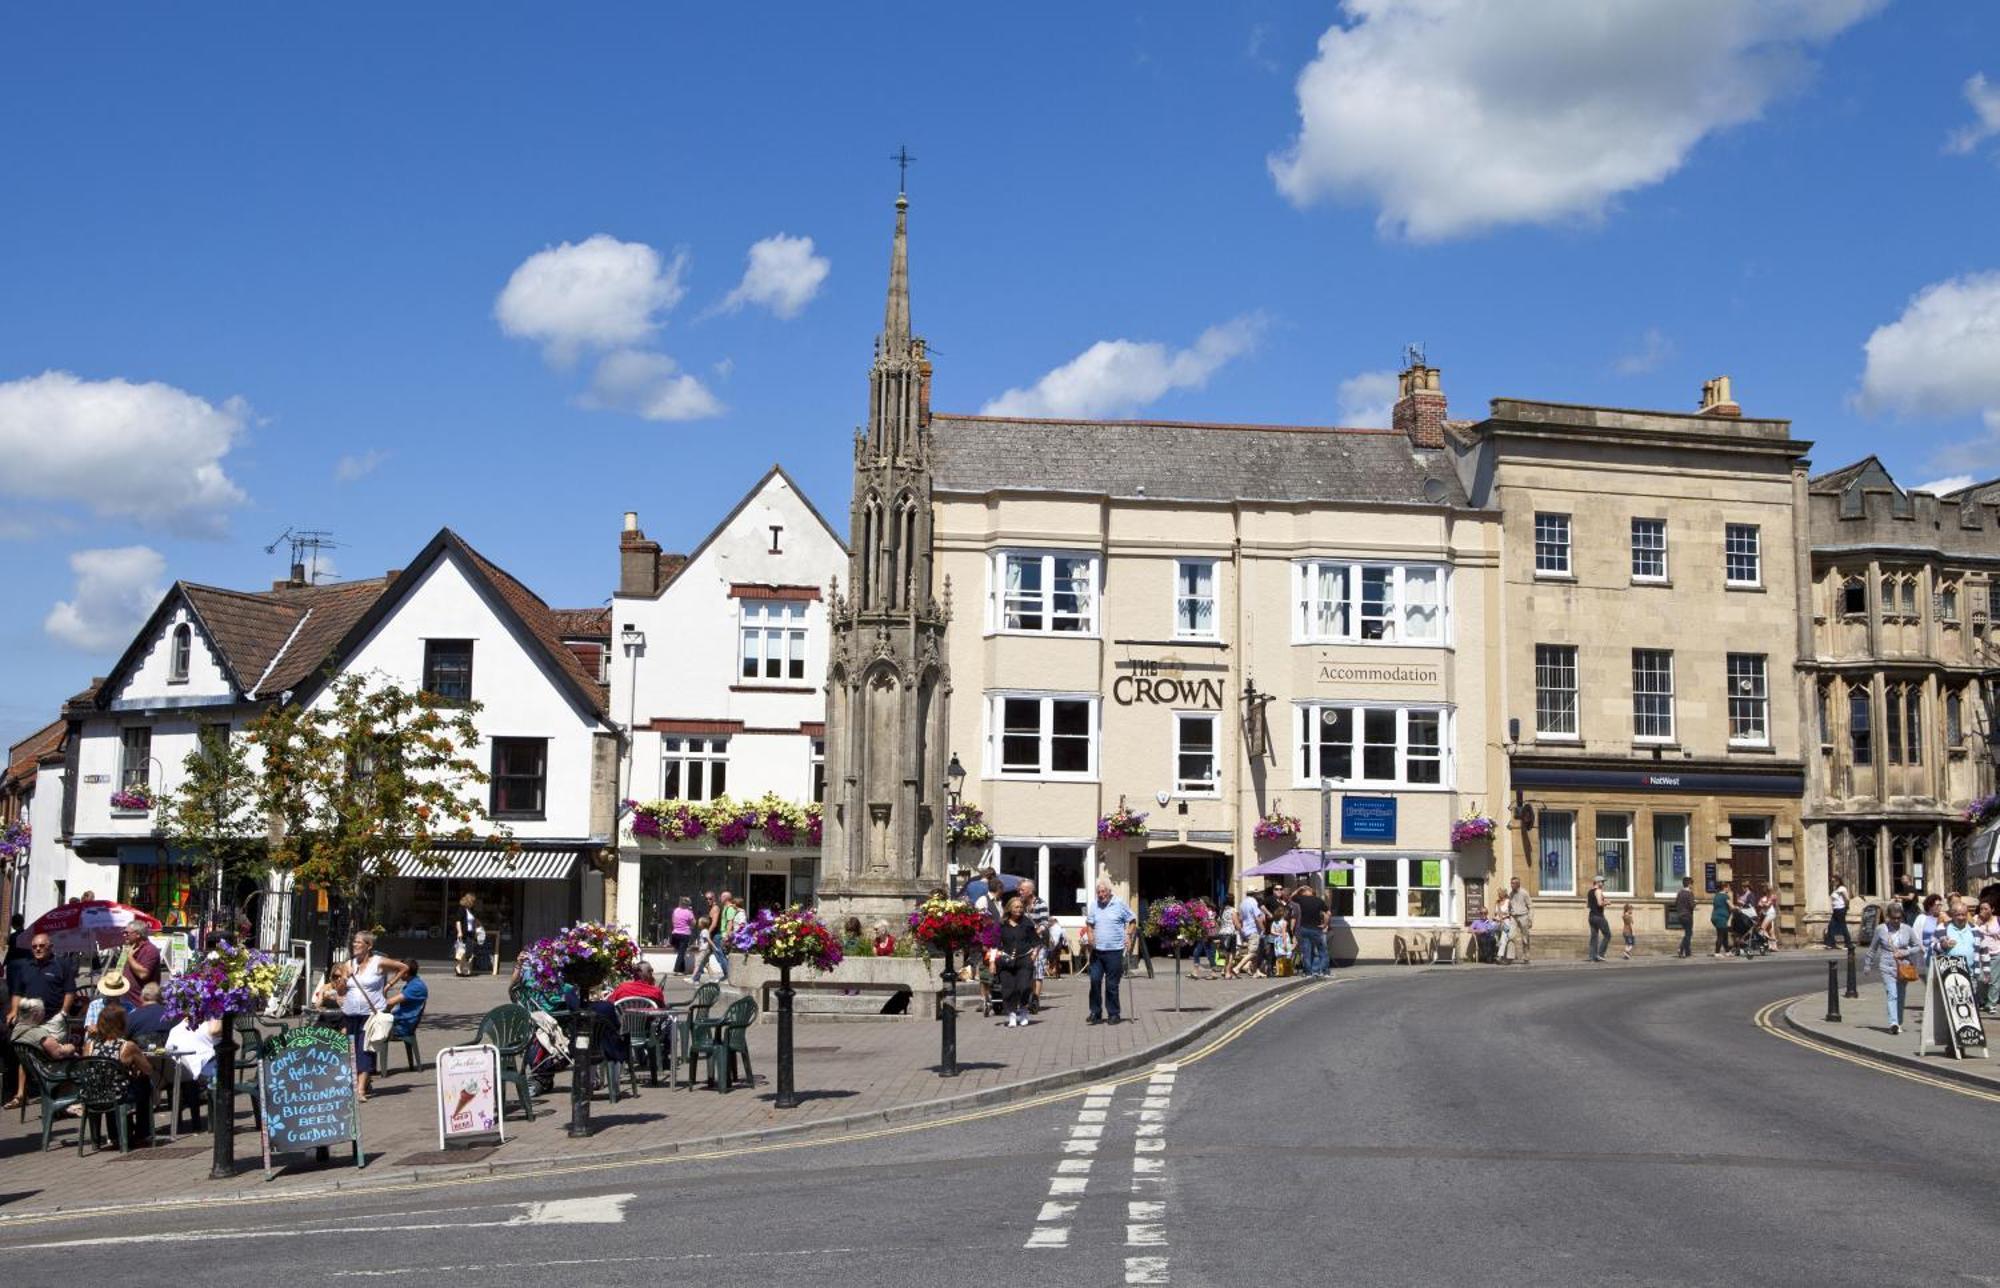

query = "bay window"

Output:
[[988, 693, 1098, 779], [1298, 703, 1453, 789], [994, 551, 1098, 635], [1295, 561, 1449, 644]]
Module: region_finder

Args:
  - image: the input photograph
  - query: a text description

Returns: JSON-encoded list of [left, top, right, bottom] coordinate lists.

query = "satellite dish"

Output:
[[1422, 477, 1449, 504]]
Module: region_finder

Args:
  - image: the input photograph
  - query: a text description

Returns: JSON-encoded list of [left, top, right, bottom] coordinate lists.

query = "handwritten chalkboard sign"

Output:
[[258, 1024, 365, 1178]]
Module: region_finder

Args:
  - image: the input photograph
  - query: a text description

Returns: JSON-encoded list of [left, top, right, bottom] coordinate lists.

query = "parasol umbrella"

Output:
[[13, 900, 162, 954], [1241, 850, 1359, 878]]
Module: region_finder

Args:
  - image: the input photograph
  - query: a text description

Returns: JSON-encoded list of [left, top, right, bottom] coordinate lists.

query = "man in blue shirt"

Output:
[[1083, 878, 1136, 1025]]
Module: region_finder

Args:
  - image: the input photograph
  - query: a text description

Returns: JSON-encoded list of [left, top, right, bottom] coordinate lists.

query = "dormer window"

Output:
[[168, 623, 192, 683]]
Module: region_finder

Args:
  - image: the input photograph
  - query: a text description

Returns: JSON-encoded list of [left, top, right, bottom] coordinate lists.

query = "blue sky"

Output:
[[3, 2, 1998, 748]]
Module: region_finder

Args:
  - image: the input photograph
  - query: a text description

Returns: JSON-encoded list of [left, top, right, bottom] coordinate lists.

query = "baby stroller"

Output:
[[1732, 908, 1770, 958], [525, 1008, 574, 1094]]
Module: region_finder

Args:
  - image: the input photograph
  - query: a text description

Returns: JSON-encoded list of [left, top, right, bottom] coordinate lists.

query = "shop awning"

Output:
[[384, 848, 582, 881], [1971, 821, 2000, 882]]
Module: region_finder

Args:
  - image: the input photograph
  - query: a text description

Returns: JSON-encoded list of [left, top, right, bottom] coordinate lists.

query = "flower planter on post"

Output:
[[774, 962, 798, 1108], [908, 896, 985, 1078], [516, 922, 640, 1140], [729, 907, 841, 1108], [1144, 899, 1216, 1014], [210, 1014, 237, 1179], [161, 940, 280, 1180]]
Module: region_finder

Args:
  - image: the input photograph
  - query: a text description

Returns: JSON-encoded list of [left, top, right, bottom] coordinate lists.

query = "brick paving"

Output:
[[0, 959, 1308, 1216]]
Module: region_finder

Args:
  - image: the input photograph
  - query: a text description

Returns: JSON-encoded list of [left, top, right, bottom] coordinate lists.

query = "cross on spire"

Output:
[[891, 144, 916, 193]]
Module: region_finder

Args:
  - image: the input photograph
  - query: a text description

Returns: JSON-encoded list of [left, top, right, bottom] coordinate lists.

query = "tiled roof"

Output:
[[180, 577, 393, 697], [453, 538, 610, 717], [930, 414, 1471, 507], [2, 719, 65, 795], [551, 607, 611, 638]]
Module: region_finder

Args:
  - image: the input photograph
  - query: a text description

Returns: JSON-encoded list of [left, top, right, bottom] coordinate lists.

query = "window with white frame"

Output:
[[1727, 654, 1769, 745], [1632, 649, 1675, 742], [168, 623, 192, 683], [740, 600, 807, 682], [1538, 809, 1576, 895], [1596, 812, 1633, 896], [1174, 559, 1218, 640], [996, 842, 1093, 919], [987, 693, 1097, 779], [810, 738, 826, 803], [119, 726, 152, 792], [1630, 518, 1667, 582], [661, 737, 729, 800], [1534, 513, 1571, 576], [994, 551, 1098, 635], [1294, 561, 1448, 644], [1298, 704, 1452, 788], [1329, 855, 1450, 922], [1173, 712, 1219, 794], [1724, 524, 1761, 587], [1535, 644, 1579, 738]]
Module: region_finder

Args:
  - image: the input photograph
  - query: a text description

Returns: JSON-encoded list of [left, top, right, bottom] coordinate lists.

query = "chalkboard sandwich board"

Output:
[[436, 1043, 506, 1149], [258, 1023, 365, 1179]]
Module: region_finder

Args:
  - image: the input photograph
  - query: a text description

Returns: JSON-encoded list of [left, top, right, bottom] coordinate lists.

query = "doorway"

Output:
[[1135, 845, 1228, 913], [746, 872, 789, 916]]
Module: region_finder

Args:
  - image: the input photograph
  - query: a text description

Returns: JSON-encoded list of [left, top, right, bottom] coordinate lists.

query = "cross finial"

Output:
[[891, 144, 916, 193]]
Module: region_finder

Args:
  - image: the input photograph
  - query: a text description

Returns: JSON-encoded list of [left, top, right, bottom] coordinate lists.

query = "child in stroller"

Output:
[[1732, 903, 1770, 957]]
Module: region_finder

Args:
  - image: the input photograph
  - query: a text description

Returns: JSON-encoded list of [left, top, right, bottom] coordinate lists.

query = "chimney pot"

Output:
[[288, 562, 307, 587], [1392, 359, 1448, 448], [1698, 375, 1741, 418], [623, 511, 639, 533]]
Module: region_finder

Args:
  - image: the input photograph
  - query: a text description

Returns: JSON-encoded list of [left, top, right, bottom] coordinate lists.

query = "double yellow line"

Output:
[[1752, 993, 2000, 1105], [0, 980, 1328, 1234]]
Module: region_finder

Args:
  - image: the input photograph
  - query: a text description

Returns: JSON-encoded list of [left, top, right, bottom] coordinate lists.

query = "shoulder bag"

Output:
[[355, 965, 397, 1045]]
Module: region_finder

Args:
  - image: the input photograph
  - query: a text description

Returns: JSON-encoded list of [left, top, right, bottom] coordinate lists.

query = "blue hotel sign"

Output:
[[1341, 796, 1397, 843]]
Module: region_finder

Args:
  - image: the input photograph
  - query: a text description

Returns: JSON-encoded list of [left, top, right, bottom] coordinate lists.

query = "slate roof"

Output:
[[1809, 456, 1895, 494], [930, 414, 1471, 507]]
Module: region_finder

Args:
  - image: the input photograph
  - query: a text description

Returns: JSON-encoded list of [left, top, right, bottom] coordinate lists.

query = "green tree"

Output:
[[158, 724, 267, 923], [248, 672, 503, 921]]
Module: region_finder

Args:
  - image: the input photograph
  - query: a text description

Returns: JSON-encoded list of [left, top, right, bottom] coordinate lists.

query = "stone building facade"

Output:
[[1798, 458, 2000, 929], [1458, 380, 1814, 945]]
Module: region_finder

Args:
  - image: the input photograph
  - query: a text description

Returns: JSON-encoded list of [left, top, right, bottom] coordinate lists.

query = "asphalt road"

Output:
[[3, 960, 1994, 1287]]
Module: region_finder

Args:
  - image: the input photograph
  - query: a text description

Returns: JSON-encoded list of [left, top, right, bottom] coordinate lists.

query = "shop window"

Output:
[[1174, 559, 1217, 640], [1535, 644, 1579, 738], [1331, 855, 1448, 921], [423, 639, 474, 702], [997, 841, 1092, 919], [168, 623, 191, 683], [988, 693, 1097, 779], [1538, 810, 1576, 895], [1630, 518, 1667, 582], [490, 737, 547, 818], [1632, 649, 1675, 742], [1298, 703, 1453, 789], [1534, 513, 1570, 576], [1724, 524, 1761, 587], [1652, 814, 1691, 893], [994, 551, 1098, 635], [662, 737, 729, 800], [1596, 812, 1633, 896], [740, 601, 807, 681], [1173, 712, 1219, 795]]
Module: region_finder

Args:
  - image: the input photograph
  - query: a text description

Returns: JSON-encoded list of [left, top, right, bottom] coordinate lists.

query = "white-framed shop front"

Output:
[[626, 845, 819, 945]]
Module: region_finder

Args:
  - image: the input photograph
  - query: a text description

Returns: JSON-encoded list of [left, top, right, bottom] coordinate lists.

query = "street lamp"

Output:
[[940, 752, 966, 1078]]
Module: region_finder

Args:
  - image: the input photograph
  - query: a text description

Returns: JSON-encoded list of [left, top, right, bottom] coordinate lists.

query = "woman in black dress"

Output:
[[995, 897, 1039, 1029]]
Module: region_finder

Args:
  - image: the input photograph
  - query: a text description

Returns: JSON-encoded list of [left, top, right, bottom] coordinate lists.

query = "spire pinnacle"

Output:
[[882, 190, 910, 350]]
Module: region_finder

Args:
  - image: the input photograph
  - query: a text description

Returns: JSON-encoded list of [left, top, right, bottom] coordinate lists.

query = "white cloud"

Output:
[[334, 449, 387, 482], [1614, 327, 1675, 375], [495, 234, 688, 365], [44, 546, 166, 652], [1336, 369, 1398, 426], [578, 350, 725, 422], [712, 356, 735, 380], [1269, 0, 1883, 240], [0, 371, 248, 534], [1914, 474, 1977, 495], [717, 234, 830, 320], [981, 316, 1267, 419], [1859, 271, 2000, 474], [1945, 72, 2000, 155]]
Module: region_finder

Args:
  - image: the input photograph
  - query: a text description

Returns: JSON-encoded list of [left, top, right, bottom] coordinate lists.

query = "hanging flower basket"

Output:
[[0, 821, 28, 864], [1965, 794, 2000, 827], [1144, 898, 1217, 944], [1097, 804, 1149, 840], [110, 785, 155, 812], [1451, 815, 1498, 849], [907, 895, 986, 954], [628, 795, 824, 847], [947, 802, 994, 847], [1254, 812, 1301, 843], [732, 906, 843, 972], [518, 921, 639, 997], [162, 940, 281, 1024]]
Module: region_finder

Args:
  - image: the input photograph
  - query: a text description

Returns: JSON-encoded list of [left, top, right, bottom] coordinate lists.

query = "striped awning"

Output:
[[385, 848, 582, 881]]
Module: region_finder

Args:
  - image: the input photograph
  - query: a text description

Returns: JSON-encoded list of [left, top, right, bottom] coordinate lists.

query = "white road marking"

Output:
[[10, 1193, 636, 1251], [1063, 1138, 1100, 1154], [1077, 1109, 1108, 1123], [1125, 1256, 1170, 1284], [1126, 1224, 1167, 1247], [1135, 1122, 1163, 1137], [1135, 1136, 1165, 1152], [1152, 1062, 1179, 1073], [1128, 1201, 1165, 1221], [1056, 1158, 1093, 1174], [1049, 1177, 1089, 1196], [1142, 1096, 1171, 1109], [1137, 1109, 1166, 1121], [1037, 1201, 1079, 1223], [1133, 1157, 1164, 1174], [1070, 1123, 1104, 1139], [1026, 1227, 1071, 1249]]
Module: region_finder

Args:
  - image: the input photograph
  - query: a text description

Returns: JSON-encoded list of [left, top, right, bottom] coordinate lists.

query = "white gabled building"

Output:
[[611, 466, 846, 940]]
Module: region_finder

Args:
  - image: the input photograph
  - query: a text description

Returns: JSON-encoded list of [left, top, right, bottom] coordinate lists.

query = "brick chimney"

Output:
[[1698, 375, 1741, 418], [620, 511, 665, 597], [1393, 360, 1447, 448]]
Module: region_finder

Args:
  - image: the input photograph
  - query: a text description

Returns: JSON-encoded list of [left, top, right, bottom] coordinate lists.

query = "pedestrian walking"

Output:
[[1674, 878, 1696, 957], [1019, 878, 1050, 1011], [1710, 884, 1732, 957], [691, 892, 730, 983], [668, 897, 695, 975], [451, 893, 481, 977], [1825, 875, 1853, 950], [1083, 879, 1136, 1025], [1586, 878, 1611, 962], [1292, 883, 1330, 977], [1619, 903, 1635, 959], [1893, 875, 1920, 927], [1234, 888, 1265, 976], [994, 896, 1038, 1027], [1504, 877, 1533, 964], [1974, 899, 2000, 1014], [1914, 893, 1945, 976], [1868, 902, 1919, 1035]]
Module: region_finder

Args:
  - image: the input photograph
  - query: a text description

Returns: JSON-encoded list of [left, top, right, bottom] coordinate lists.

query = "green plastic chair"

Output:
[[72, 1056, 142, 1156], [472, 1003, 537, 1121], [14, 1040, 80, 1152], [690, 996, 757, 1093], [614, 999, 666, 1089], [678, 983, 721, 1086]]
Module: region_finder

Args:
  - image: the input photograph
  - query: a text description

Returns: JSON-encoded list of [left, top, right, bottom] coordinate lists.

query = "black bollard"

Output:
[[1845, 943, 1859, 999], [1824, 960, 1842, 1023], [774, 962, 799, 1108], [939, 946, 959, 1077], [566, 1005, 591, 1137]]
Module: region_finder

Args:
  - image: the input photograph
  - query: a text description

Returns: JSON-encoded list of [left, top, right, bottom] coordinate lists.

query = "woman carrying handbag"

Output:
[[1868, 902, 1919, 1036], [336, 931, 409, 1101]]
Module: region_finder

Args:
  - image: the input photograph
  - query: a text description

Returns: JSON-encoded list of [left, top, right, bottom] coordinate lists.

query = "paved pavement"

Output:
[[6, 953, 1996, 1285], [0, 956, 1304, 1213], [1780, 956, 2000, 1090]]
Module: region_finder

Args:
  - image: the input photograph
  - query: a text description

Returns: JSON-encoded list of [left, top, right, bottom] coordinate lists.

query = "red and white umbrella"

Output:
[[13, 900, 162, 954]]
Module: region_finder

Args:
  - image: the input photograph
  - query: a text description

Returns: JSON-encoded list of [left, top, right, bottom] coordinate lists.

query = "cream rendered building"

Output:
[[929, 367, 1504, 960]]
